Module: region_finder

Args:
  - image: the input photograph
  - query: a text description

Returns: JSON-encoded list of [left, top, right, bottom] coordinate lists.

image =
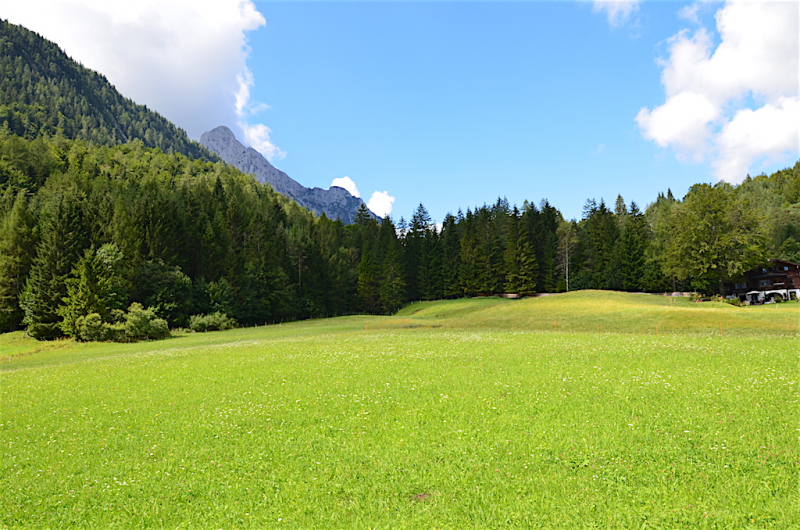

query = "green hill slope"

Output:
[[4, 291, 798, 364], [0, 19, 216, 161], [396, 290, 800, 336]]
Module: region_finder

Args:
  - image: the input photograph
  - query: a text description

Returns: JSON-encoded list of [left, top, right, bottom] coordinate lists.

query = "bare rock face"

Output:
[[200, 126, 375, 224]]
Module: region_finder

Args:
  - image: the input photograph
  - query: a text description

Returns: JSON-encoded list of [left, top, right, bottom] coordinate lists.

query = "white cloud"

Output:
[[636, 91, 719, 162], [367, 191, 395, 218], [0, 0, 282, 158], [330, 176, 360, 198], [678, 3, 701, 25], [235, 70, 285, 161], [637, 0, 799, 183], [592, 0, 640, 28], [714, 96, 800, 181]]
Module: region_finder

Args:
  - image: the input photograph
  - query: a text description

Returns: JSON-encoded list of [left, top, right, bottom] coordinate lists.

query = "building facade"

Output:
[[727, 259, 800, 303]]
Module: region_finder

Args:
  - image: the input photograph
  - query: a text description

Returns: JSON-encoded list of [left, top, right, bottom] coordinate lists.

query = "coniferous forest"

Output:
[[1, 131, 799, 340], [1, 19, 799, 341], [0, 19, 216, 161]]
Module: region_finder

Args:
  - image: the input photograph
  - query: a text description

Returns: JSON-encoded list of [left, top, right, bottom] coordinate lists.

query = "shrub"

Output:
[[148, 318, 170, 339], [189, 312, 237, 332], [123, 302, 171, 341], [78, 313, 105, 341]]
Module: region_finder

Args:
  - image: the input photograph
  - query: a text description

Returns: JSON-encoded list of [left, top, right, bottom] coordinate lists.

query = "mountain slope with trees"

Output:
[[0, 19, 216, 161]]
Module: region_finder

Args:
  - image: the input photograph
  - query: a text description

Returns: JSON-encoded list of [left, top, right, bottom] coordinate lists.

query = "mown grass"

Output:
[[1, 292, 797, 528]]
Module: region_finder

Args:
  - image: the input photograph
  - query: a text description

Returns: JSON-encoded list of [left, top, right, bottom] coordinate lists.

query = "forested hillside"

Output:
[[1, 131, 798, 340], [0, 20, 216, 161]]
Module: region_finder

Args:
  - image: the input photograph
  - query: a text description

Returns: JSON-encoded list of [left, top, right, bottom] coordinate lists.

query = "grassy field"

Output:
[[1, 292, 797, 528]]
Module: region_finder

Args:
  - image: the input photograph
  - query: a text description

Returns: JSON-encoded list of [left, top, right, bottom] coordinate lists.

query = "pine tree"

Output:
[[503, 209, 538, 294], [58, 245, 126, 337], [20, 187, 87, 339], [0, 190, 35, 331], [459, 209, 486, 296], [440, 213, 462, 298], [404, 204, 433, 301], [357, 248, 380, 313], [618, 202, 647, 291], [377, 218, 405, 313]]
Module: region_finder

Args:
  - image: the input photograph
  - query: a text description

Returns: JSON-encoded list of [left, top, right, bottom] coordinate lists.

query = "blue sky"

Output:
[[238, 0, 799, 222], [3, 0, 798, 222], [244, 1, 711, 221]]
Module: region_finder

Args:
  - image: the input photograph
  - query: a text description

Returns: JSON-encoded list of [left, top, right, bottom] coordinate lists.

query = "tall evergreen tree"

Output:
[[58, 243, 126, 338], [440, 213, 462, 298], [503, 208, 538, 293], [20, 185, 87, 339], [0, 190, 34, 331], [377, 217, 405, 313], [618, 202, 647, 291], [357, 248, 380, 313]]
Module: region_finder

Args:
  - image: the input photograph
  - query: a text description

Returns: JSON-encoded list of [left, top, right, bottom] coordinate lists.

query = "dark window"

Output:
[[759, 280, 770, 287]]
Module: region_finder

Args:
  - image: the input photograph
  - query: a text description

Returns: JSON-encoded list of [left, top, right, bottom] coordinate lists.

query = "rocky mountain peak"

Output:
[[200, 126, 376, 224]]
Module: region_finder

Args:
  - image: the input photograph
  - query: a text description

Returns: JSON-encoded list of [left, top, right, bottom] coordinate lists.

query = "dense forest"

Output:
[[1, 18, 799, 341], [0, 20, 216, 161], [1, 131, 798, 340]]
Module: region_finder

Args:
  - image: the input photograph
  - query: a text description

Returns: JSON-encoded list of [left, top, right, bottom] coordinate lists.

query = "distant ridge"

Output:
[[0, 19, 217, 161], [201, 125, 376, 224]]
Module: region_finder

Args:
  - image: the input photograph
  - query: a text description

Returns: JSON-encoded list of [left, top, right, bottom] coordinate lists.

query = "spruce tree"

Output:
[[503, 211, 538, 294], [377, 217, 405, 313], [0, 190, 35, 331], [58, 245, 126, 338], [20, 187, 86, 339], [357, 248, 380, 313], [440, 214, 462, 298], [618, 202, 647, 291]]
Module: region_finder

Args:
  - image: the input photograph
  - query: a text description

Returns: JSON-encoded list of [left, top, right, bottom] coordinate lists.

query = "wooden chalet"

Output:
[[727, 259, 800, 303]]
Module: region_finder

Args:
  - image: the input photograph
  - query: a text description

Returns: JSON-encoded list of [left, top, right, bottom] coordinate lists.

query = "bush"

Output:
[[78, 313, 105, 341], [76, 314, 126, 342], [189, 312, 237, 332], [721, 297, 743, 307], [123, 302, 171, 341], [148, 318, 170, 339]]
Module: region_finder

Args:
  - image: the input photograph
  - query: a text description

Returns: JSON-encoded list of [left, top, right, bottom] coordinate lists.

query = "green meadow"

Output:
[[1, 292, 797, 528]]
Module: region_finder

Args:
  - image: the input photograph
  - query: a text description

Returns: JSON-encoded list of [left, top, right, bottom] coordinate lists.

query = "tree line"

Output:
[[1, 131, 798, 339]]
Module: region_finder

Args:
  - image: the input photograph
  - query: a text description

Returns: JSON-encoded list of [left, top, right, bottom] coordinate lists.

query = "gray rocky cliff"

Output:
[[200, 126, 375, 224]]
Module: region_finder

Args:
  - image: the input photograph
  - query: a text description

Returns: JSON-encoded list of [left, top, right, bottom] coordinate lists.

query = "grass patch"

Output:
[[401, 291, 800, 336], [1, 292, 797, 528]]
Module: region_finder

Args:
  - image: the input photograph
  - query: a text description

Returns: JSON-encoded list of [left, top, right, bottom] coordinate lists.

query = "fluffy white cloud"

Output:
[[714, 96, 800, 181], [636, 91, 719, 162], [0, 0, 282, 158], [592, 0, 640, 28], [367, 191, 395, 218], [330, 177, 360, 198], [637, 1, 799, 183]]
